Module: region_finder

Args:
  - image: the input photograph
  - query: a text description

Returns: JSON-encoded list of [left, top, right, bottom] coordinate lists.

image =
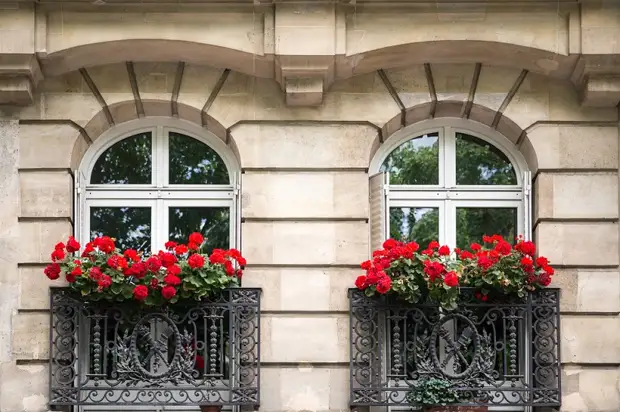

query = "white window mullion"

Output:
[[154, 125, 166, 188], [443, 126, 456, 189], [438, 126, 447, 188], [444, 199, 456, 249], [522, 171, 532, 240]]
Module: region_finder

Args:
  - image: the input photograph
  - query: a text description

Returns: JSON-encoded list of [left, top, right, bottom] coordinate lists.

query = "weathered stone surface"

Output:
[[242, 221, 368, 265], [262, 315, 348, 363], [553, 270, 620, 314], [0, 362, 48, 412], [18, 266, 65, 311], [242, 268, 358, 312], [562, 366, 620, 412], [526, 125, 618, 171], [535, 222, 619, 267], [535, 173, 618, 219], [12, 313, 48, 360], [561, 316, 620, 364], [19, 171, 73, 218], [242, 171, 368, 219], [18, 220, 72, 263], [261, 366, 348, 412], [19, 123, 83, 169], [232, 124, 377, 168]]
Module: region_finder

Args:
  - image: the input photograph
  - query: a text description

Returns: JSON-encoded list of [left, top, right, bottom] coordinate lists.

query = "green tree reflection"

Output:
[[384, 133, 519, 247]]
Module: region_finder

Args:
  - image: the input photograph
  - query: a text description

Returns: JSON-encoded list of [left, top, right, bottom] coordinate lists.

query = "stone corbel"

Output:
[[572, 55, 620, 107], [0, 54, 42, 106], [275, 56, 335, 107]]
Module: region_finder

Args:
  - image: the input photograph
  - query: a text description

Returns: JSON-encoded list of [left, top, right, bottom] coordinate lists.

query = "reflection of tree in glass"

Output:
[[456, 133, 517, 185], [390, 207, 439, 250], [90, 207, 151, 253], [169, 133, 229, 185], [381, 134, 439, 185], [168, 207, 230, 254], [456, 208, 517, 249], [91, 133, 152, 184]]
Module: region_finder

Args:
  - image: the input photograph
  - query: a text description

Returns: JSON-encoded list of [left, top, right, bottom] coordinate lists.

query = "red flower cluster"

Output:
[[355, 234, 556, 309], [44, 233, 246, 306]]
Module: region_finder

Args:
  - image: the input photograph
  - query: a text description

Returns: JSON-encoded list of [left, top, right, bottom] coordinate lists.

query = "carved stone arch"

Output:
[[70, 99, 241, 172], [373, 101, 537, 173]]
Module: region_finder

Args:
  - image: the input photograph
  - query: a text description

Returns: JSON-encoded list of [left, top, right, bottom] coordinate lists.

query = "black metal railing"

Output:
[[349, 288, 561, 409], [49, 287, 261, 408]]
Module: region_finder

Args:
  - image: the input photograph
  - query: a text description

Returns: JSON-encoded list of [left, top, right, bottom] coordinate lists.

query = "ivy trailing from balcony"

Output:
[[43, 233, 246, 306], [355, 235, 555, 310]]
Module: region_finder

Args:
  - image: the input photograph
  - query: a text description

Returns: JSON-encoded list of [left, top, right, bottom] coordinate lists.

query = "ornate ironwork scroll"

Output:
[[349, 288, 561, 409], [49, 287, 261, 409]]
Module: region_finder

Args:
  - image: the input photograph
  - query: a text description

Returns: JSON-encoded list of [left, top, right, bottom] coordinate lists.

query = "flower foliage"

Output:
[[44, 234, 246, 306], [355, 234, 555, 310]]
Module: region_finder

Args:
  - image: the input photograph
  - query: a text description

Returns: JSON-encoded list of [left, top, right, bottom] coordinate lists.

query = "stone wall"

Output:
[[1, 2, 620, 412]]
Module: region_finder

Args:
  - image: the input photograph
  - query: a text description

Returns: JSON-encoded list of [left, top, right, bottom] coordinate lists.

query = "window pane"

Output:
[[168, 207, 230, 253], [381, 133, 439, 185], [89, 207, 151, 253], [91, 133, 152, 184], [456, 133, 517, 185], [456, 207, 518, 249], [169, 132, 229, 185], [389, 207, 439, 249]]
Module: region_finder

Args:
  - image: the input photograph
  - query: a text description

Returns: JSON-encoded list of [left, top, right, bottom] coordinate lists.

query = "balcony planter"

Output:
[[45, 234, 260, 409]]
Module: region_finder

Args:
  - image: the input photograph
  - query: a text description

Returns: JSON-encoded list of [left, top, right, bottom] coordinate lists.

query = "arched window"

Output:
[[77, 119, 240, 254], [369, 120, 531, 251]]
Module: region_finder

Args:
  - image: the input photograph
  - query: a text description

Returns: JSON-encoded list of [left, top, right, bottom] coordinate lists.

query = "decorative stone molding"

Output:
[[571, 55, 620, 108], [0, 55, 42, 106]]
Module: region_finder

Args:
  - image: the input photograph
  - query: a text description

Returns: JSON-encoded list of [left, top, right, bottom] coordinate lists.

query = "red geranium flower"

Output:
[[438, 245, 451, 256], [164, 274, 181, 286], [175, 244, 189, 255], [444, 271, 459, 287], [133, 285, 148, 301], [166, 264, 182, 276], [94, 236, 115, 253], [355, 275, 368, 290], [159, 252, 178, 268], [97, 275, 112, 290], [188, 254, 205, 269], [66, 237, 80, 253], [161, 286, 177, 300], [51, 249, 65, 262], [382, 239, 397, 250], [146, 256, 162, 272], [376, 275, 391, 294], [44, 263, 61, 280], [164, 241, 177, 250], [123, 249, 140, 262], [188, 232, 204, 245]]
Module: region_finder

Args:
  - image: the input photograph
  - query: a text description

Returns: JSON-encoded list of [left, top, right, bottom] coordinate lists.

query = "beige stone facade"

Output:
[[1, 1, 620, 412]]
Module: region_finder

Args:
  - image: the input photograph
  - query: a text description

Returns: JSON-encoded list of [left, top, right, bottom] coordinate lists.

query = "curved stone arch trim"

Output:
[[79, 116, 240, 184], [370, 117, 529, 184]]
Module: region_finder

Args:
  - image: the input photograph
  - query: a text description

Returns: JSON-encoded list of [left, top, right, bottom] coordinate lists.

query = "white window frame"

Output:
[[77, 118, 240, 253], [371, 118, 532, 412], [75, 118, 241, 412]]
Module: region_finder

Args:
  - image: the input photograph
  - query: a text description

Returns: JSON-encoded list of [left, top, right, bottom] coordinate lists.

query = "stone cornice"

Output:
[[571, 55, 620, 108]]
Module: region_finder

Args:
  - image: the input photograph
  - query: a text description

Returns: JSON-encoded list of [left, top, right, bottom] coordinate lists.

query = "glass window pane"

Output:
[[89, 207, 151, 253], [456, 133, 517, 185], [168, 207, 230, 253], [169, 132, 229, 185], [456, 207, 518, 249], [381, 133, 439, 185], [91, 133, 152, 184], [389, 207, 439, 249]]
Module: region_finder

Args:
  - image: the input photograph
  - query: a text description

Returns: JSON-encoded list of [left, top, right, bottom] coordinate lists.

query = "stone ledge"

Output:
[[0, 54, 42, 106]]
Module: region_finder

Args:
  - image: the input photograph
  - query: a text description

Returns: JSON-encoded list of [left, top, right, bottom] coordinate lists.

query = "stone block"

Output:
[[176, 64, 223, 112], [561, 316, 620, 364], [535, 173, 618, 219], [12, 313, 48, 360], [0, 362, 48, 412], [242, 171, 368, 219], [535, 222, 618, 267], [19, 266, 65, 311], [260, 366, 348, 412], [242, 268, 359, 311], [527, 125, 618, 171], [432, 63, 475, 103], [242, 221, 368, 265], [262, 315, 348, 363], [133, 62, 177, 102], [18, 220, 72, 263], [553, 269, 620, 314], [19, 171, 73, 218], [562, 366, 620, 412], [43, 93, 101, 124], [232, 124, 377, 168], [86, 63, 134, 107]]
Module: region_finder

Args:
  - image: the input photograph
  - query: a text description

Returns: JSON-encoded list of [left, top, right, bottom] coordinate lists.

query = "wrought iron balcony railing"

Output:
[[49, 287, 261, 409], [349, 288, 561, 409]]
